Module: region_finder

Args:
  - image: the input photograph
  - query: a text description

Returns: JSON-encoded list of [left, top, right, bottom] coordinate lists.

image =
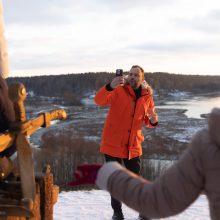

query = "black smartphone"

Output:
[[116, 69, 123, 76]]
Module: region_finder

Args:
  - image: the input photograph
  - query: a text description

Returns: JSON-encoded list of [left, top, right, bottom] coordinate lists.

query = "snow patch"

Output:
[[81, 91, 96, 106], [54, 190, 209, 220]]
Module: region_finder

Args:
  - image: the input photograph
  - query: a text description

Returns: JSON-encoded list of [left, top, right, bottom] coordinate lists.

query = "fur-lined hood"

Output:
[[141, 83, 153, 95]]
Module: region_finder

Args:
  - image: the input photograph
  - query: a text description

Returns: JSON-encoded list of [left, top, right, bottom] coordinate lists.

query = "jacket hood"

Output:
[[143, 84, 153, 95], [209, 108, 220, 147]]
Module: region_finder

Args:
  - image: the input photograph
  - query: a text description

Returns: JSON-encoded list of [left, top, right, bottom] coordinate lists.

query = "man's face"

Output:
[[127, 67, 143, 89]]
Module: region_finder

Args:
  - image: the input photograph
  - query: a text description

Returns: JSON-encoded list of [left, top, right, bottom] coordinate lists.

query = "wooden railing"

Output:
[[0, 82, 67, 219]]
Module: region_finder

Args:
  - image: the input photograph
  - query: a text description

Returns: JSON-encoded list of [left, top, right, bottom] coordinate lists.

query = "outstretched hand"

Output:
[[150, 113, 158, 124]]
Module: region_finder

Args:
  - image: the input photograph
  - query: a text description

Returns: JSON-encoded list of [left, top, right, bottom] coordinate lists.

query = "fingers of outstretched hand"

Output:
[[150, 113, 158, 123]]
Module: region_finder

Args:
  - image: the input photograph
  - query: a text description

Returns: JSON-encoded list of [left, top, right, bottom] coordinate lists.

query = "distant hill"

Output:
[[6, 72, 220, 103]]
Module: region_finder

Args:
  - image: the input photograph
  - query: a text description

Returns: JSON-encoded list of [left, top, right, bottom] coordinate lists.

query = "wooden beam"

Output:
[[0, 133, 15, 153], [0, 205, 34, 218], [0, 108, 67, 152], [25, 109, 67, 136]]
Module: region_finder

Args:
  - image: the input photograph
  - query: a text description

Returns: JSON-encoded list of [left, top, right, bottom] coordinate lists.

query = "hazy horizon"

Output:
[[7, 70, 220, 78]]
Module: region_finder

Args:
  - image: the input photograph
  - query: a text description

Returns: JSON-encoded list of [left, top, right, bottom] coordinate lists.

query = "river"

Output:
[[157, 94, 220, 119]]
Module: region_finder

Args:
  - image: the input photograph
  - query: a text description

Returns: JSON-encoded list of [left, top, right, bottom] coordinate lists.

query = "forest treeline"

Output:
[[7, 72, 220, 101]]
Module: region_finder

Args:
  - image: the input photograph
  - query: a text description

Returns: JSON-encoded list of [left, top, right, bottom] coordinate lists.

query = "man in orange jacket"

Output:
[[94, 65, 158, 220]]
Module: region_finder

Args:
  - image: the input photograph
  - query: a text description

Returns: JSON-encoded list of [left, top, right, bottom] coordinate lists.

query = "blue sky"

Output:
[[3, 0, 220, 77]]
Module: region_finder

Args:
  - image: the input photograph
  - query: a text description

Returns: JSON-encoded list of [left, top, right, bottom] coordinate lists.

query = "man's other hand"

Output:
[[150, 113, 158, 124]]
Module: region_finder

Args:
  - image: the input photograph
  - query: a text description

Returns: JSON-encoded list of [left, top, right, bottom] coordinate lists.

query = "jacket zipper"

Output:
[[127, 98, 138, 159]]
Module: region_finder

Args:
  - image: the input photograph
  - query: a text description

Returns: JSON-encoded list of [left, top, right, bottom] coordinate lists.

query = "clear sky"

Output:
[[3, 0, 220, 77]]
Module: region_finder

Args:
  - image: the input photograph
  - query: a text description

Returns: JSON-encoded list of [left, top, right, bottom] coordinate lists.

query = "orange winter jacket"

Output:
[[94, 84, 157, 159]]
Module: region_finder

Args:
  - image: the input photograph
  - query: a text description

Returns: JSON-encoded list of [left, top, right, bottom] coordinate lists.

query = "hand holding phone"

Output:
[[110, 69, 124, 89]]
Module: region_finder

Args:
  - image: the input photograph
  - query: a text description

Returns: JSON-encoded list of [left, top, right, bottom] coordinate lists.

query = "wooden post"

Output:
[[39, 165, 54, 220], [8, 82, 26, 122], [8, 83, 36, 202]]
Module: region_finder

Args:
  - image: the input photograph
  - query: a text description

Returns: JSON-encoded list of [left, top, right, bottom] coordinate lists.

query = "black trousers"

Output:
[[104, 154, 141, 212]]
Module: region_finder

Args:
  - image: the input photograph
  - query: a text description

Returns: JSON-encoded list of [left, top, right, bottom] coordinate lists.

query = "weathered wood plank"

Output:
[[0, 205, 34, 218], [38, 166, 56, 220], [0, 134, 15, 153], [0, 109, 67, 152], [16, 134, 36, 202]]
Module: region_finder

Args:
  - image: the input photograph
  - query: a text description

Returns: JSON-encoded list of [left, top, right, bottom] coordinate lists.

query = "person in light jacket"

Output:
[[0, 0, 16, 156], [96, 108, 220, 220], [94, 65, 158, 220], [0, 0, 9, 79]]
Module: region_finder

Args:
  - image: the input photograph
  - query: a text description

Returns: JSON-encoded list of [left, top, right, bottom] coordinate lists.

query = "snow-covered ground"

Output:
[[54, 190, 210, 220]]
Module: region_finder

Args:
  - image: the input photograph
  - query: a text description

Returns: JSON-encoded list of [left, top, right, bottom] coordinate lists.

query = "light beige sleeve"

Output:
[[0, 0, 9, 79], [107, 132, 205, 219], [96, 162, 124, 190]]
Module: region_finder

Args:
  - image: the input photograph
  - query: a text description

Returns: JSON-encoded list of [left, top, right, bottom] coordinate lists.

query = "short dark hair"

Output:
[[131, 65, 145, 79], [131, 65, 144, 73]]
